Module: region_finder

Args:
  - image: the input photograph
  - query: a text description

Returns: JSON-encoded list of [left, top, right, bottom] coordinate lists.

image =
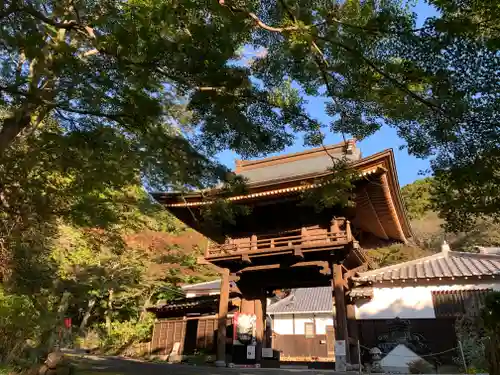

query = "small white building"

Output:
[[350, 243, 500, 368], [267, 286, 335, 360], [264, 244, 500, 364]]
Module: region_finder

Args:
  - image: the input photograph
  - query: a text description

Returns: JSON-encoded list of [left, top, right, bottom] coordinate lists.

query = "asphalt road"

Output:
[[73, 354, 349, 375]]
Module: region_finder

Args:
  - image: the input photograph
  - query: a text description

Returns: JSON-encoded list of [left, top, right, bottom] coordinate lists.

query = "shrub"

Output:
[[99, 314, 154, 353], [0, 289, 40, 363], [408, 359, 433, 374]]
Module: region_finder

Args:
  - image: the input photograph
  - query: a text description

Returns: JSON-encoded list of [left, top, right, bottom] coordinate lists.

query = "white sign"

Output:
[[170, 342, 180, 355], [262, 347, 273, 358], [246, 345, 256, 359], [334, 340, 347, 356]]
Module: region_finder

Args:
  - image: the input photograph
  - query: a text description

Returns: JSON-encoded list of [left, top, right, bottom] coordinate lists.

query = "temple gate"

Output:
[[153, 140, 412, 369]]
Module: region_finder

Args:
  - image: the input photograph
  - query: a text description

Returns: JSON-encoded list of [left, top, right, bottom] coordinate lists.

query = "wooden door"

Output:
[[326, 325, 335, 358]]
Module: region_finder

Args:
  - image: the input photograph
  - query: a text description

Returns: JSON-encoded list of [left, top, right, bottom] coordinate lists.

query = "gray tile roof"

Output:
[[267, 287, 333, 314], [182, 279, 221, 292], [238, 149, 361, 184], [355, 251, 500, 283], [476, 246, 500, 255]]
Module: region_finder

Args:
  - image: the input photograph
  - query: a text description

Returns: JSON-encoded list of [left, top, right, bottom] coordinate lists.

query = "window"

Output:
[[305, 322, 315, 338]]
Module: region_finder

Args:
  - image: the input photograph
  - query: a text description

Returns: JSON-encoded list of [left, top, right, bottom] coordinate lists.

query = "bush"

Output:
[[99, 314, 154, 353], [454, 311, 488, 372], [0, 289, 40, 363], [408, 359, 433, 374]]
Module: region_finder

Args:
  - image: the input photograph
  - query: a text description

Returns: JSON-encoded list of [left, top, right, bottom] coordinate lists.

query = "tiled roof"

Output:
[[355, 251, 500, 283], [476, 246, 500, 255], [238, 149, 361, 184], [267, 287, 333, 314], [148, 295, 220, 312], [181, 279, 221, 292]]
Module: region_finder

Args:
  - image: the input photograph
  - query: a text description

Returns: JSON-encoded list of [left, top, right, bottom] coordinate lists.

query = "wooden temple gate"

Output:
[[153, 141, 412, 369]]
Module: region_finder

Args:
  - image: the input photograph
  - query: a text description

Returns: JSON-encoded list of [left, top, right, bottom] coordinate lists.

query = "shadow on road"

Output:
[[70, 354, 344, 375]]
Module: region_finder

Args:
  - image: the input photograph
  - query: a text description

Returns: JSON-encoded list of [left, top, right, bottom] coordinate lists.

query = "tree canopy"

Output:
[[0, 0, 319, 191], [0, 0, 499, 368], [1, 0, 499, 229], [219, 0, 499, 230]]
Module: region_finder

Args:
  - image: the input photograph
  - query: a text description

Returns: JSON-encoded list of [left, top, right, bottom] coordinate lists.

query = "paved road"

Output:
[[72, 354, 349, 375]]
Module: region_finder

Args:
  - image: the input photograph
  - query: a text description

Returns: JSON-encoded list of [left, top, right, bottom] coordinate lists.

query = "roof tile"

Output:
[[267, 287, 333, 314], [356, 251, 500, 283]]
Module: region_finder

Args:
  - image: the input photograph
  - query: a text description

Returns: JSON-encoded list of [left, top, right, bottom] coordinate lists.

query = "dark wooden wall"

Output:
[[273, 334, 329, 358], [151, 316, 233, 356]]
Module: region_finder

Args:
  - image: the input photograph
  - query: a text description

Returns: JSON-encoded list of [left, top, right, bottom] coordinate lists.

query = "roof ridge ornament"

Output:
[[441, 240, 451, 256]]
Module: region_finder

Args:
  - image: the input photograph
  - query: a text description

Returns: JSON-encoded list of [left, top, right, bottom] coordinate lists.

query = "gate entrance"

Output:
[[153, 140, 412, 369]]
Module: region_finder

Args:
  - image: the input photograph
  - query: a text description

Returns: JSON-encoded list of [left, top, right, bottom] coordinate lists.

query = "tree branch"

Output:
[[21, 6, 78, 29], [219, 1, 300, 32], [316, 35, 445, 114], [0, 1, 18, 20], [219, 1, 446, 117], [56, 105, 128, 122]]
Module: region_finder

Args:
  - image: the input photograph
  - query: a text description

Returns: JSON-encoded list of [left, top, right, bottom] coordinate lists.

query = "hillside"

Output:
[[125, 227, 218, 284]]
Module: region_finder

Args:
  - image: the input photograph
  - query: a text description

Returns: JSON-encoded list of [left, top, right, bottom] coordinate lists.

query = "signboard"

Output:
[[232, 312, 257, 346], [171, 342, 180, 355], [334, 340, 347, 356], [246, 345, 256, 359], [262, 348, 273, 358]]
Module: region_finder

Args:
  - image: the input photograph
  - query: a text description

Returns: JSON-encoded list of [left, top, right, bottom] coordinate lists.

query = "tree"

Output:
[[0, 0, 320, 192], [483, 291, 500, 375], [401, 178, 433, 220], [218, 0, 499, 230]]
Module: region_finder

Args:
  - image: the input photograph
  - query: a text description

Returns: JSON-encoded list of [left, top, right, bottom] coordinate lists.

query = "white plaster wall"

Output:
[[356, 282, 500, 319], [293, 316, 314, 334], [314, 314, 334, 334], [272, 315, 294, 334], [271, 313, 334, 335]]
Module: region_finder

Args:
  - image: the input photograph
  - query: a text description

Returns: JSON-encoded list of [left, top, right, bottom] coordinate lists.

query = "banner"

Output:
[[232, 312, 257, 346]]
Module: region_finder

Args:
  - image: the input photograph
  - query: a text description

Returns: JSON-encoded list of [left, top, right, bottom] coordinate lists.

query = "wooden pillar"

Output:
[[333, 263, 350, 368], [251, 234, 257, 251], [240, 292, 266, 364], [255, 296, 264, 362], [347, 303, 359, 364], [216, 268, 230, 367]]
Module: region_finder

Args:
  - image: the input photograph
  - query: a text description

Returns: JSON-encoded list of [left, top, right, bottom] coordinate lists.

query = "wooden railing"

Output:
[[206, 219, 352, 259]]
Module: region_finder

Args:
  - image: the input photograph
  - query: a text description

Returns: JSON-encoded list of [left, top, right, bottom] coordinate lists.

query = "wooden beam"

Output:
[[216, 269, 230, 366], [343, 263, 369, 281], [242, 254, 252, 264], [236, 260, 331, 275]]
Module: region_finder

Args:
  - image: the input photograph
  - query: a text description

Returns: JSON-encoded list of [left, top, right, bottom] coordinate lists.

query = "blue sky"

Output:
[[217, 1, 439, 187]]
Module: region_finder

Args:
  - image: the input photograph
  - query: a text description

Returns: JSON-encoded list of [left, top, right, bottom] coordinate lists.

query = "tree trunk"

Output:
[[0, 112, 32, 155], [139, 292, 153, 322], [79, 298, 96, 333], [41, 291, 71, 352], [105, 289, 114, 335]]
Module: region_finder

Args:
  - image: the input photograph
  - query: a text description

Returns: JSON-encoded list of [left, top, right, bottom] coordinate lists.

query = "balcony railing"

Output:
[[206, 219, 352, 260]]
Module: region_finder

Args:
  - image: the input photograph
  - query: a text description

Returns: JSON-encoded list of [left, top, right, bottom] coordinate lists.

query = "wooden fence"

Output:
[[150, 315, 233, 356]]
